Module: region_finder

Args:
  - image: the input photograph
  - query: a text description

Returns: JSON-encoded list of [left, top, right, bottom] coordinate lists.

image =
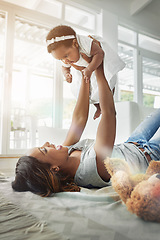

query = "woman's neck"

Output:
[[62, 150, 81, 178]]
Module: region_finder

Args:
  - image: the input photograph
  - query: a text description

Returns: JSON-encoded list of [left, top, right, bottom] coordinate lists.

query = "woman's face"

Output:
[[28, 142, 69, 170]]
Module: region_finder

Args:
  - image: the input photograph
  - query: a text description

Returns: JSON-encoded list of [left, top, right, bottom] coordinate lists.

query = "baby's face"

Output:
[[51, 42, 80, 64]]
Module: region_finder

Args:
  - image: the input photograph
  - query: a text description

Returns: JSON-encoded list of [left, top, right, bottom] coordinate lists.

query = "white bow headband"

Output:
[[46, 35, 75, 46]]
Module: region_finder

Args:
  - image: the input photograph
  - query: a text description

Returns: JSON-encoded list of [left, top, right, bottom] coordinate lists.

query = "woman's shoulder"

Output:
[[67, 138, 95, 154], [76, 138, 95, 148]]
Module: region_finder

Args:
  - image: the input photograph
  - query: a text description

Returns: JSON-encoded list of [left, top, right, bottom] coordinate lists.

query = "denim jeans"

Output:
[[126, 108, 160, 161]]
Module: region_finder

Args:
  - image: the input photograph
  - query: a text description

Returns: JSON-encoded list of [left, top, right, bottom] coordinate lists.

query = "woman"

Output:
[[12, 64, 160, 197]]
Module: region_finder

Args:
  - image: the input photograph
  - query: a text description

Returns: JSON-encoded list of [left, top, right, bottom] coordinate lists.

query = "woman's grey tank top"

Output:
[[66, 139, 110, 188], [66, 139, 148, 188]]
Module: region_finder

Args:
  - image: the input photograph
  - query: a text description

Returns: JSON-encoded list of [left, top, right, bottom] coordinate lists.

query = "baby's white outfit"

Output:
[[62, 34, 125, 104]]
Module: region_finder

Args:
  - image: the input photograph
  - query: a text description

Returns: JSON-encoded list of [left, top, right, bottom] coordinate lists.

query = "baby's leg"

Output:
[[93, 103, 101, 120], [93, 87, 115, 120]]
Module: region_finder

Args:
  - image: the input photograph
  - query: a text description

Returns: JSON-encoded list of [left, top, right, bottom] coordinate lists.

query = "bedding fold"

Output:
[[0, 193, 65, 240]]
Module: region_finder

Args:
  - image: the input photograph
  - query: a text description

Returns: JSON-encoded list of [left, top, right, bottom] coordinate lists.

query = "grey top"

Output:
[[111, 143, 149, 174], [66, 139, 149, 188], [67, 139, 110, 188]]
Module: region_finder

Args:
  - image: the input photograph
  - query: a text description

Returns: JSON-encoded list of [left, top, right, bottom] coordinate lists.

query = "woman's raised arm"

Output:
[[63, 74, 90, 146], [94, 63, 116, 161]]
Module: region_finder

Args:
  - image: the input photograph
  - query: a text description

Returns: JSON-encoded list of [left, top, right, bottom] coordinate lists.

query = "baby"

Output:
[[46, 25, 125, 119]]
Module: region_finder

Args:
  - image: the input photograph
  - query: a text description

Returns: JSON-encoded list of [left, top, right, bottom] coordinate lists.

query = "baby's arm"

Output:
[[62, 66, 72, 83], [82, 41, 104, 82]]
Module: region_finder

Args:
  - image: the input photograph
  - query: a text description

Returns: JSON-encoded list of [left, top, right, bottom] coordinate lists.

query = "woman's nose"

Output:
[[43, 142, 50, 147], [42, 142, 54, 147]]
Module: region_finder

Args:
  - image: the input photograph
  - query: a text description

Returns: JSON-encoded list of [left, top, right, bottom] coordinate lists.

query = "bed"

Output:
[[0, 172, 160, 240]]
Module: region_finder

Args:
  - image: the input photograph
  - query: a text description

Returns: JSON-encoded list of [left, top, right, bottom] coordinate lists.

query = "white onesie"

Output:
[[62, 34, 125, 104]]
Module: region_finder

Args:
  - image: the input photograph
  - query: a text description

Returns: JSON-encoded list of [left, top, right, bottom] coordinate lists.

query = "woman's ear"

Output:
[[72, 39, 79, 48], [51, 166, 60, 173]]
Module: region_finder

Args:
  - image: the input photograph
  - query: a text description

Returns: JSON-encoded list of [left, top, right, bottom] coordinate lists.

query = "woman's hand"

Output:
[[88, 35, 102, 48], [82, 67, 92, 83]]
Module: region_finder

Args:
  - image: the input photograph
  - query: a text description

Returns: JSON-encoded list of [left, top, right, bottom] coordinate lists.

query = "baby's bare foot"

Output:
[[93, 103, 101, 120], [93, 108, 101, 120]]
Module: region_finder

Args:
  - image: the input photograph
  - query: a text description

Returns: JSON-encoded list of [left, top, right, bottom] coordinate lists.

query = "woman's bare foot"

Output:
[[93, 103, 101, 120]]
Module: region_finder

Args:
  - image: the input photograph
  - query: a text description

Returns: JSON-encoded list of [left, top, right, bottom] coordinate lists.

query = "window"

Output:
[[142, 57, 160, 108], [10, 17, 54, 149], [0, 1, 99, 154], [0, 12, 5, 80], [63, 81, 76, 129], [0, 11, 6, 153], [118, 25, 160, 108], [118, 44, 134, 101], [118, 26, 136, 45], [139, 34, 160, 54]]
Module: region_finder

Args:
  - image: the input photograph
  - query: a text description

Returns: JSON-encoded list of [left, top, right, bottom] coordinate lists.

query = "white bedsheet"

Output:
[[0, 176, 160, 240]]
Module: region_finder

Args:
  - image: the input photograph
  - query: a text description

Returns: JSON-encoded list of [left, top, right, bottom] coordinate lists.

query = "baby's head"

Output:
[[46, 25, 79, 64], [46, 25, 76, 52]]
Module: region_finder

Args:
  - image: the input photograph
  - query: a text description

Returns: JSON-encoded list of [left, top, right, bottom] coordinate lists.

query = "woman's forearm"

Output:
[[94, 63, 116, 160], [73, 77, 90, 121], [63, 75, 90, 146], [95, 64, 115, 114]]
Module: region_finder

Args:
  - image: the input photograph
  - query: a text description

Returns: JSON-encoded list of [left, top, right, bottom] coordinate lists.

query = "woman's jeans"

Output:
[[126, 108, 160, 161]]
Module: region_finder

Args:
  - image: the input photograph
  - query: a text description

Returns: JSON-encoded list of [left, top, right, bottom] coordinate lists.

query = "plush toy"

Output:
[[105, 158, 160, 222]]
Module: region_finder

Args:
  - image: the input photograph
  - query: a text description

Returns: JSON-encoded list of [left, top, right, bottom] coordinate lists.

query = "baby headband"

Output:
[[46, 35, 75, 46]]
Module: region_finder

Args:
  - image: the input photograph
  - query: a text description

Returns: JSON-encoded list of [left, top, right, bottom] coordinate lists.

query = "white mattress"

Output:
[[0, 175, 160, 240]]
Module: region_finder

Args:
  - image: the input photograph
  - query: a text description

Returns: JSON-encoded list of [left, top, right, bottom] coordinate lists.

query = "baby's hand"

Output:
[[65, 73, 72, 83], [82, 67, 92, 83]]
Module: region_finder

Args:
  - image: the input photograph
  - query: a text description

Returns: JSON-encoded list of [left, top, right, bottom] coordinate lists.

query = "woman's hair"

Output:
[[46, 25, 76, 53], [12, 156, 80, 197]]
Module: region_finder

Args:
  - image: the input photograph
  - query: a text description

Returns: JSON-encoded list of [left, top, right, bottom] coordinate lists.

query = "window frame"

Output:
[[0, 1, 99, 155], [118, 25, 160, 106]]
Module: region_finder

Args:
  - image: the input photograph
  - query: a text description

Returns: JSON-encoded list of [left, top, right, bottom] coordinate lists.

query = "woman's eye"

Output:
[[41, 147, 47, 153]]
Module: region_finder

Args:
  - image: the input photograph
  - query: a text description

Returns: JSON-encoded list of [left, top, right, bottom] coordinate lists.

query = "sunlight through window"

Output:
[[10, 17, 54, 149]]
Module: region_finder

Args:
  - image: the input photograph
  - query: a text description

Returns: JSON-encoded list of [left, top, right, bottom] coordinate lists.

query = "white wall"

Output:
[[71, 0, 160, 39], [38, 102, 154, 145]]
